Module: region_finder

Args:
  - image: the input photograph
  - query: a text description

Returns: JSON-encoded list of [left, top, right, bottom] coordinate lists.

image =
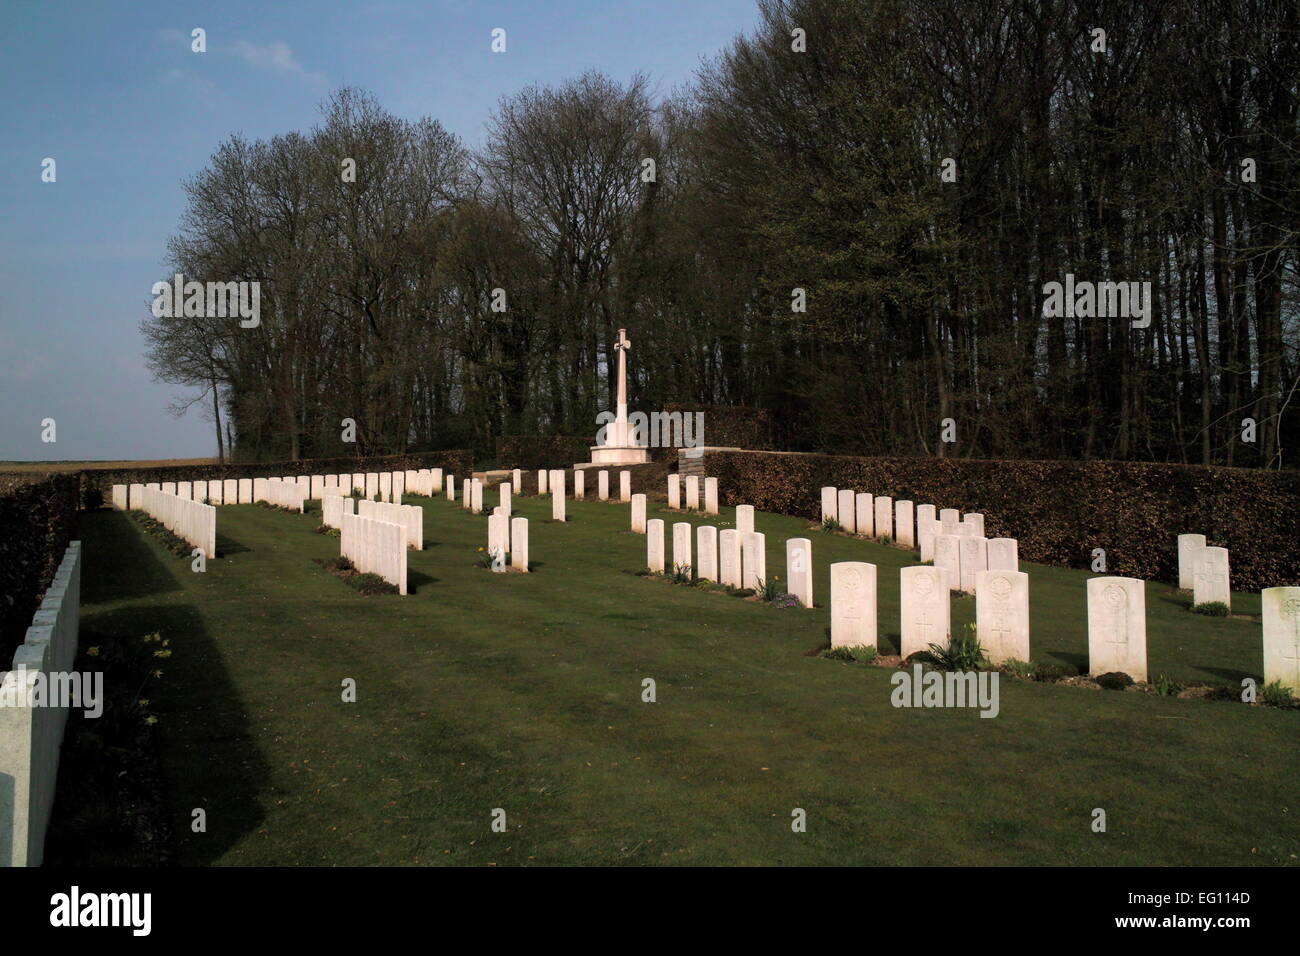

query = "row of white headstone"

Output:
[[356, 499, 424, 550], [136, 486, 217, 559], [111, 467, 455, 511], [666, 475, 720, 514], [1177, 533, 1232, 609], [339, 511, 408, 594], [255, 477, 306, 512], [534, 468, 631, 503], [646, 519, 769, 591], [819, 487, 1016, 592]]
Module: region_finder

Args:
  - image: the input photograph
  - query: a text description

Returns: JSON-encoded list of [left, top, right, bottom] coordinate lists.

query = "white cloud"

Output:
[[229, 40, 327, 85]]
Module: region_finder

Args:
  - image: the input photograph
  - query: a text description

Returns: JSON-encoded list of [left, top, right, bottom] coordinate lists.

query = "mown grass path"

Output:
[[76, 492, 1299, 865]]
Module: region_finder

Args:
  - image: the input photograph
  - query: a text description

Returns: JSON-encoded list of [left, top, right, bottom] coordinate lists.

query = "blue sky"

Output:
[[0, 0, 759, 461]]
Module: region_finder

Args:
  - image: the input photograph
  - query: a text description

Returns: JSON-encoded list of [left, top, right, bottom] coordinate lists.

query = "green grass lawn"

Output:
[[70, 490, 1300, 866]]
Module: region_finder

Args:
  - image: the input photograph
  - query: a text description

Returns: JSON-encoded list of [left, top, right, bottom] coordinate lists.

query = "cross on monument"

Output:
[[613, 328, 630, 444], [586, 326, 649, 465]]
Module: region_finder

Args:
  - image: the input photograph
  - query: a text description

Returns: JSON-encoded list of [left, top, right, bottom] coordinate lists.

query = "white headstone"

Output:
[[111, 485, 127, 510], [895, 500, 915, 549], [574, 469, 585, 499], [446, 475, 456, 500], [631, 494, 647, 533], [837, 490, 856, 533], [1087, 577, 1147, 681], [900, 566, 950, 659], [510, 517, 529, 572], [855, 493, 874, 536], [538, 470, 548, 495], [736, 504, 754, 536], [552, 473, 567, 521], [704, 477, 719, 515], [915, 504, 936, 537], [1262, 587, 1300, 694], [719, 529, 742, 588], [647, 519, 665, 573], [511, 469, 521, 494], [962, 513, 985, 537], [831, 562, 876, 648], [958, 536, 988, 594], [499, 482, 512, 515], [786, 538, 813, 607], [488, 512, 509, 559], [976, 569, 1030, 664], [697, 525, 718, 581], [672, 522, 692, 575], [668, 474, 681, 509], [874, 496, 893, 540], [1177, 533, 1206, 589], [933, 535, 961, 591], [620, 471, 631, 503], [471, 479, 483, 514], [742, 531, 766, 590], [987, 538, 1019, 571], [820, 487, 837, 523], [598, 470, 609, 501], [1193, 546, 1231, 610], [939, 508, 959, 536], [685, 475, 700, 510]]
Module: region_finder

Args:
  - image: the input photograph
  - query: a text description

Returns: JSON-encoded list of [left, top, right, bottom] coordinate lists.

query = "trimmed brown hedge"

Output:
[[0, 473, 80, 664], [495, 435, 592, 470], [703, 450, 1300, 591], [75, 450, 473, 509], [662, 404, 774, 453]]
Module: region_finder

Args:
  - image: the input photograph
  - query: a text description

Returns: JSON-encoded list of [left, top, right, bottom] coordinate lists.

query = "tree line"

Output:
[[144, 0, 1300, 467]]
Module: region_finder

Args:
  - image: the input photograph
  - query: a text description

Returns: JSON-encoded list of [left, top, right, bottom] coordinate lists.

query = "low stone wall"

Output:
[[0, 541, 82, 867]]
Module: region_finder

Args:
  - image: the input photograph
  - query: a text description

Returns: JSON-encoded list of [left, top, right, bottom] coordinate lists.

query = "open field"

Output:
[[65, 492, 1300, 866], [0, 459, 220, 474]]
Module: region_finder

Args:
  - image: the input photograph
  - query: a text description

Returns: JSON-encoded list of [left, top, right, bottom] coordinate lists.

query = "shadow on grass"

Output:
[[216, 532, 251, 556], [407, 569, 440, 593], [78, 510, 184, 603], [48, 602, 269, 866]]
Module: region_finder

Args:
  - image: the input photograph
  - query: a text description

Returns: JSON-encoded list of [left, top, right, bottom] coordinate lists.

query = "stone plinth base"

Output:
[[585, 445, 650, 466]]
